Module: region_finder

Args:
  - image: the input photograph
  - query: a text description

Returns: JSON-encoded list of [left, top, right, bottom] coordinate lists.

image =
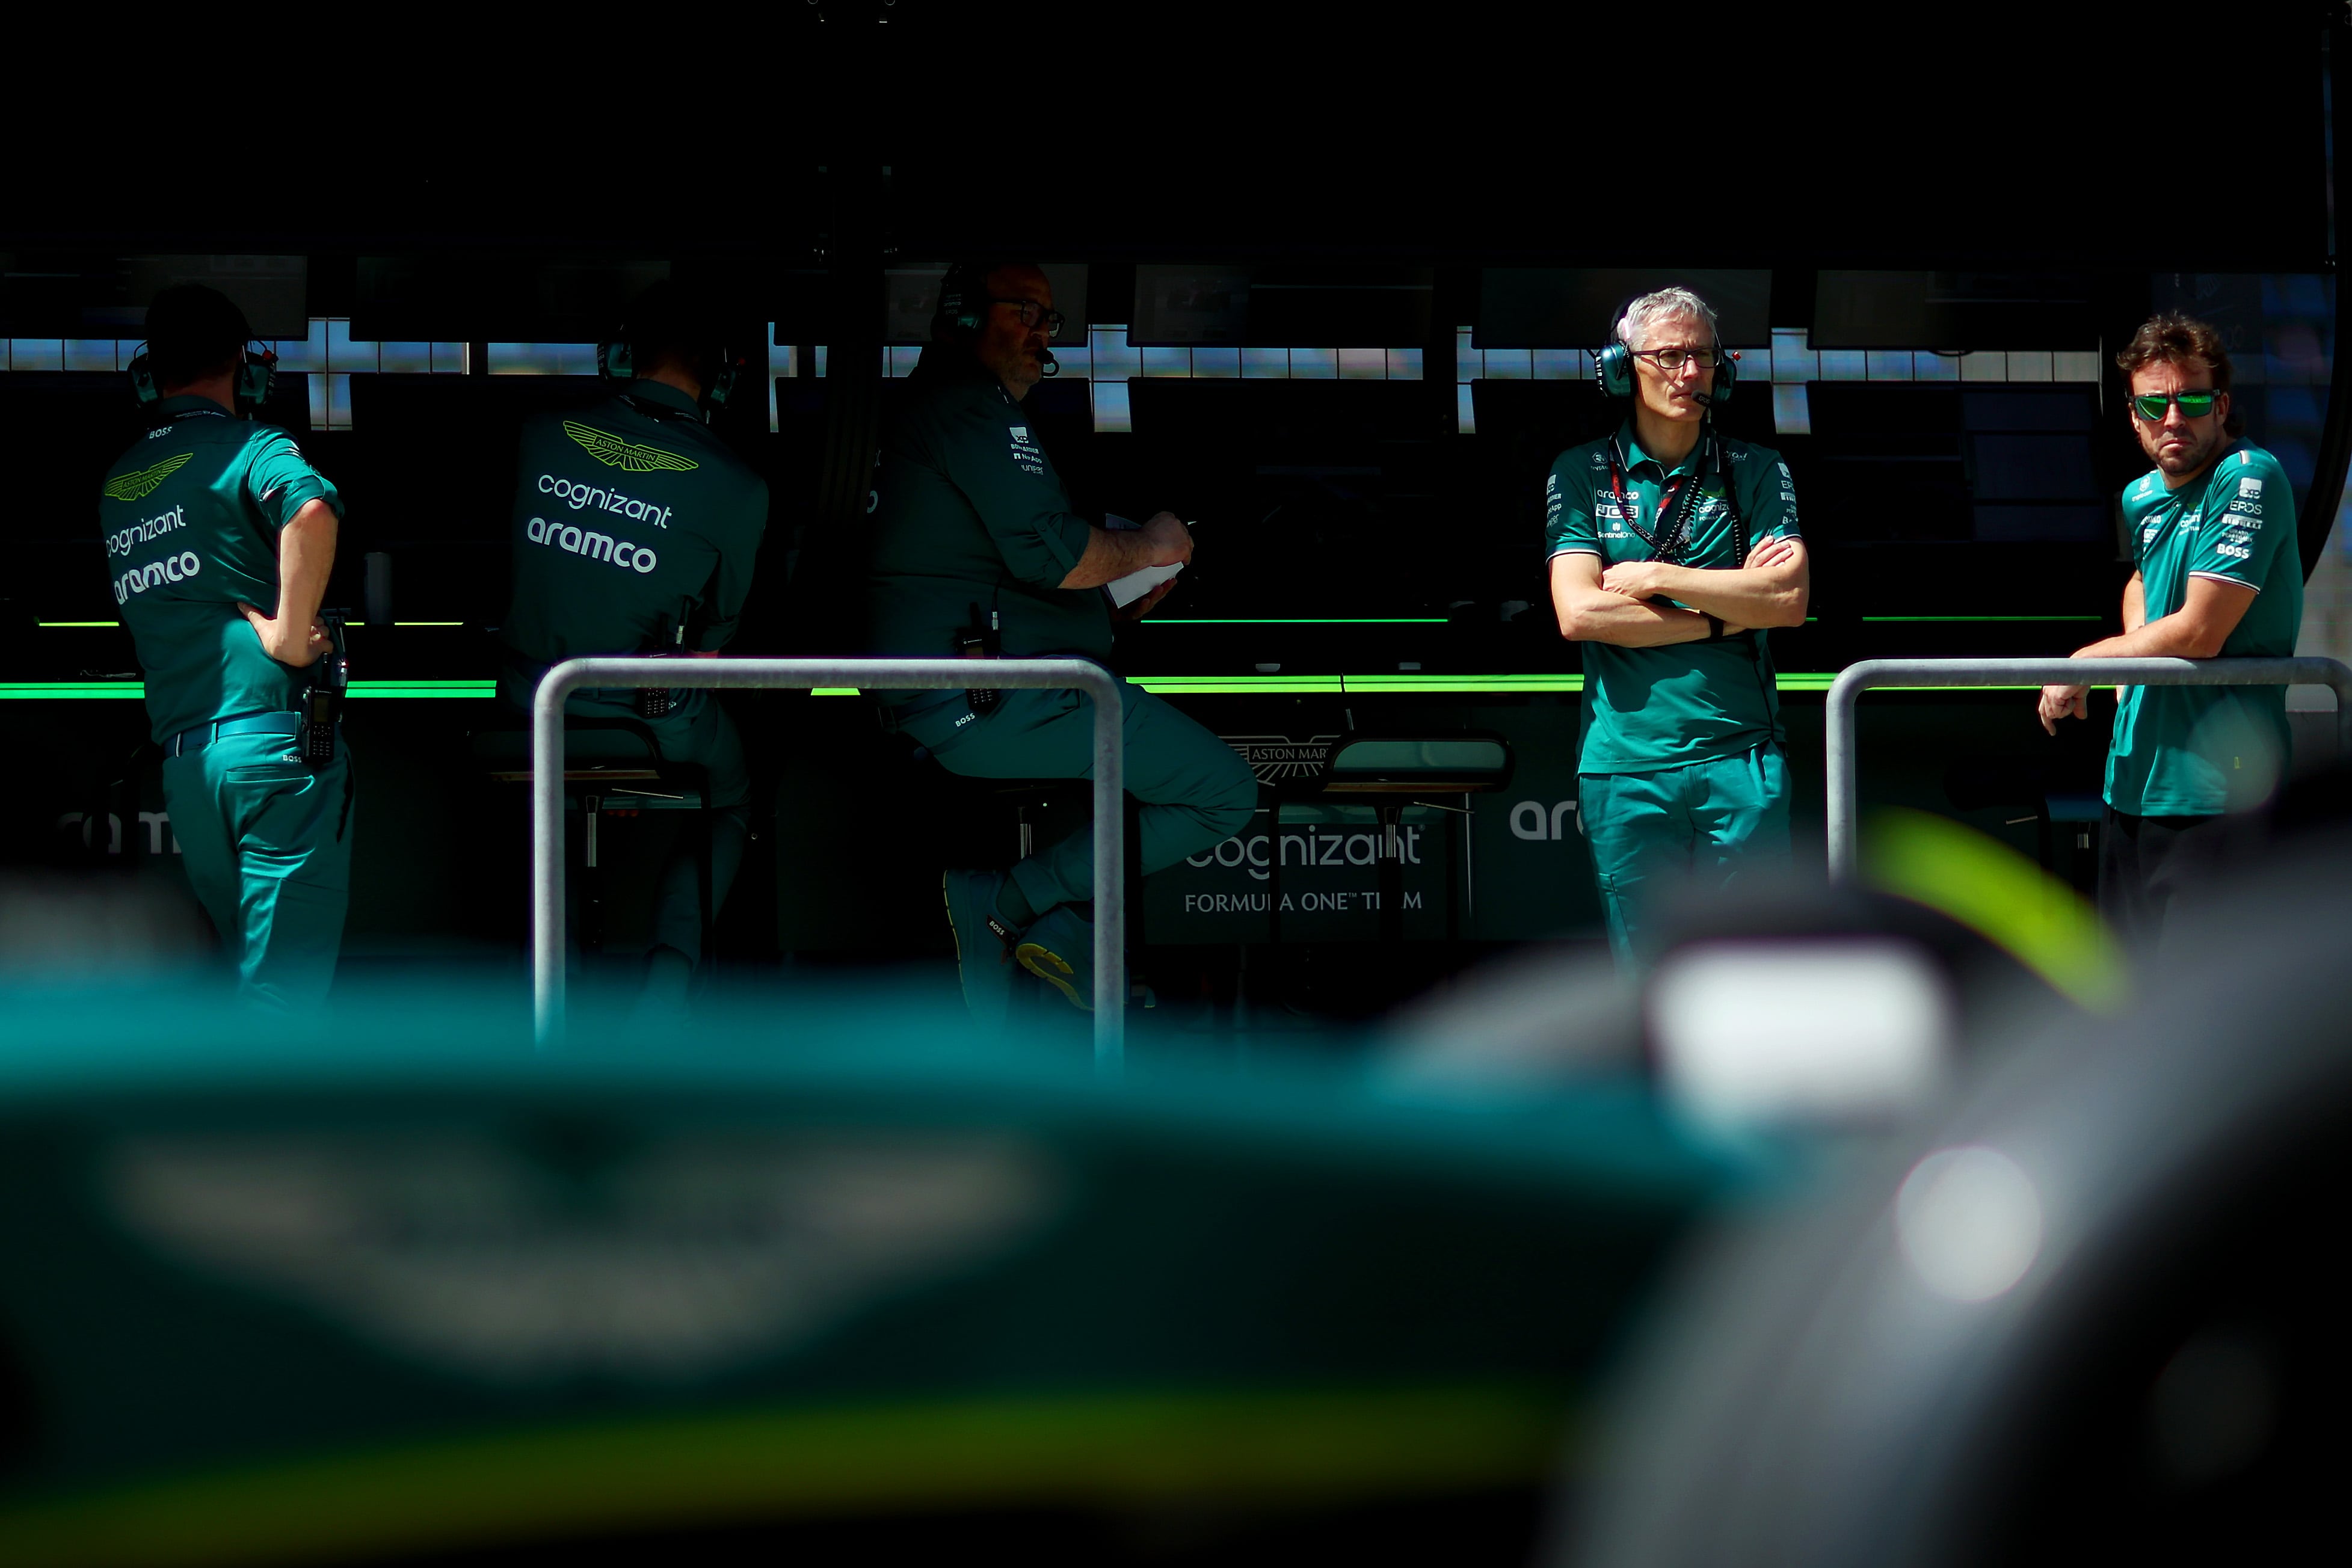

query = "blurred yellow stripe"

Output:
[[0, 1385, 1568, 1566]]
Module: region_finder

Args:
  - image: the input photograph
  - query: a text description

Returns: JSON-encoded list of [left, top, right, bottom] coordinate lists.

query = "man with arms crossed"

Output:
[[2039, 313, 2301, 945], [99, 284, 349, 1009], [864, 259, 1256, 1018], [1547, 287, 1809, 963]]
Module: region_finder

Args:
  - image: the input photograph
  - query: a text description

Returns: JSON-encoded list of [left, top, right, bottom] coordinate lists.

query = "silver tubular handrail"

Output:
[[1825, 656, 2352, 879], [533, 657, 1125, 1064]]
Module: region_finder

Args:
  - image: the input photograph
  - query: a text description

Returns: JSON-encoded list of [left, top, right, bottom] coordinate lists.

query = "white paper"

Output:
[[1101, 513, 1186, 606], [1106, 559, 1184, 607]]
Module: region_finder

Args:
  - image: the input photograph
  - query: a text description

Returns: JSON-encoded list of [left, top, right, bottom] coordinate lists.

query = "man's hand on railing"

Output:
[[2038, 682, 2090, 735]]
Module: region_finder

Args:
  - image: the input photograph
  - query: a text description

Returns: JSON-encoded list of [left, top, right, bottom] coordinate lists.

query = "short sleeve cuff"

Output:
[[1040, 511, 1094, 575], [2188, 569, 2259, 592], [268, 475, 344, 527], [1546, 546, 1602, 561]]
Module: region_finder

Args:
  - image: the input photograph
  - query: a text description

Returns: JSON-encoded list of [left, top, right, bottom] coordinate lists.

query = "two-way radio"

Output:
[[638, 605, 690, 721], [301, 612, 349, 766], [957, 603, 1003, 718]]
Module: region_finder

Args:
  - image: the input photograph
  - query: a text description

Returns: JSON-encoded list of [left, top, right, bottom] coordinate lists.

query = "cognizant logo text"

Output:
[[113, 551, 202, 604], [526, 516, 657, 574], [538, 473, 673, 529], [106, 505, 187, 558]]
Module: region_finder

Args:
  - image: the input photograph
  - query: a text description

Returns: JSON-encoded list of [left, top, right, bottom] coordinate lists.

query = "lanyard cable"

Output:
[[1609, 429, 1710, 564]]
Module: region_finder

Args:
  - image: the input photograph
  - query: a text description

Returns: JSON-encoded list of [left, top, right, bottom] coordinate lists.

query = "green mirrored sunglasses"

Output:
[[2132, 389, 2220, 421]]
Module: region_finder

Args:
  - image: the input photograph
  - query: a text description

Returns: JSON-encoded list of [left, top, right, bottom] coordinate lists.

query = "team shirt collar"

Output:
[[1617, 419, 1705, 479], [153, 393, 235, 421], [623, 378, 701, 416], [2147, 441, 2249, 508]]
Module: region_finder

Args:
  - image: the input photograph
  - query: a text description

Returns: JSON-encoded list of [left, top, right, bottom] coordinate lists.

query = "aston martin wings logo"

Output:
[[102, 452, 192, 503], [564, 422, 700, 475], [1224, 734, 1342, 786]]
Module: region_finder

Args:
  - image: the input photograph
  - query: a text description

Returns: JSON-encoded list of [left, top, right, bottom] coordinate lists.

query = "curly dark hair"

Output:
[[2116, 312, 2244, 438]]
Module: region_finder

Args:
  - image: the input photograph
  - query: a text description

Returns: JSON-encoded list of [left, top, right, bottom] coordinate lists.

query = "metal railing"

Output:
[[534, 657, 1125, 1063], [1826, 656, 2352, 879]]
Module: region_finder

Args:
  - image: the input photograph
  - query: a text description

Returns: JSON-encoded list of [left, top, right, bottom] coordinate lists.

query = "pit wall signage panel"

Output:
[[1141, 703, 1604, 945]]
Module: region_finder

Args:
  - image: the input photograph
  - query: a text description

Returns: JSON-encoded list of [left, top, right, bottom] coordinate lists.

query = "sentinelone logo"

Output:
[[526, 517, 657, 574]]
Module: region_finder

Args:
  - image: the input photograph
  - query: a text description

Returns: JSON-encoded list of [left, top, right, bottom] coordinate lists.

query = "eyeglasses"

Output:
[[2132, 389, 2220, 421], [1633, 346, 1720, 372], [992, 298, 1066, 340]]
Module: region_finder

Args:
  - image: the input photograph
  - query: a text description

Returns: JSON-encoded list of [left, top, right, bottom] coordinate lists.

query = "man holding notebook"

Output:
[[862, 258, 1255, 1019]]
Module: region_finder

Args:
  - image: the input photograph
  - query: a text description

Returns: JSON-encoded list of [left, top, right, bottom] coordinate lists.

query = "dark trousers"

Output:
[[502, 686, 751, 965], [2098, 805, 2252, 951], [894, 676, 1258, 917]]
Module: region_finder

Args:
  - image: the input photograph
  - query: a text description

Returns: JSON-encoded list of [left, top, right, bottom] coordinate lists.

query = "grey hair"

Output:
[[1615, 287, 1719, 350]]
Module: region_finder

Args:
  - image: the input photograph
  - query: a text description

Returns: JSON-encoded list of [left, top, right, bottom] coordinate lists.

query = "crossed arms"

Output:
[[1550, 537, 1810, 646]]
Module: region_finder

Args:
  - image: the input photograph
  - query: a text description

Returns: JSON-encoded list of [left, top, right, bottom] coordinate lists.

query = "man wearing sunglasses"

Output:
[[1547, 287, 1810, 964], [864, 259, 1255, 1021], [2037, 313, 2303, 945]]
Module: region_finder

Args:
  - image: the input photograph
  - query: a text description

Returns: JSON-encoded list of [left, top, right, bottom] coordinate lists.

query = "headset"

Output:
[[934, 259, 1059, 378], [1595, 294, 1736, 407], [128, 337, 279, 415], [599, 310, 741, 414]]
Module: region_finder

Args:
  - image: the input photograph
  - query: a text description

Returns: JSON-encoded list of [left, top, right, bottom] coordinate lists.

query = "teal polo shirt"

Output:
[[97, 395, 345, 745], [498, 379, 769, 679], [863, 351, 1110, 702], [2105, 442, 2303, 816], [1544, 422, 1802, 773]]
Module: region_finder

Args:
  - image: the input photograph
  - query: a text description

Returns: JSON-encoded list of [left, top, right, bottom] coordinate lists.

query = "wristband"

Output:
[[1705, 613, 1726, 641]]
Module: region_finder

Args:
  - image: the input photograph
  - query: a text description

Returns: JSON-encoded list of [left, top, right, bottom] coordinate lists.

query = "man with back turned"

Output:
[[99, 283, 349, 1009], [497, 283, 768, 1013]]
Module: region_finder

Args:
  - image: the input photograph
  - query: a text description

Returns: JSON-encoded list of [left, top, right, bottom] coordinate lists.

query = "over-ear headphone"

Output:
[[599, 323, 741, 413], [932, 259, 1059, 377], [128, 339, 278, 414], [934, 260, 987, 337], [1595, 297, 1736, 407]]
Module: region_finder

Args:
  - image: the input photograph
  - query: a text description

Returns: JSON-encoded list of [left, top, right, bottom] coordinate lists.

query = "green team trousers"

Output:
[[162, 729, 354, 1011], [895, 675, 1259, 917], [1578, 744, 1789, 964]]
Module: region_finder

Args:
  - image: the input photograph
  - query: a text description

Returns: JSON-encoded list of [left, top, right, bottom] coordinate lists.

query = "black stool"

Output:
[[472, 719, 715, 958]]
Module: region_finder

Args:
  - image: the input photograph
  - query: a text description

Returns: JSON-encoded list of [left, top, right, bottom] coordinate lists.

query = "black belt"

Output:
[[163, 711, 304, 759]]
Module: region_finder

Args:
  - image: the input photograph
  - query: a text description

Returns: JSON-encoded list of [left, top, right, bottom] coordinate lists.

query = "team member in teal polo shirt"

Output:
[[99, 284, 349, 1009], [864, 259, 1256, 1019], [1547, 287, 1811, 962], [497, 284, 768, 1010], [2039, 313, 2302, 945]]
